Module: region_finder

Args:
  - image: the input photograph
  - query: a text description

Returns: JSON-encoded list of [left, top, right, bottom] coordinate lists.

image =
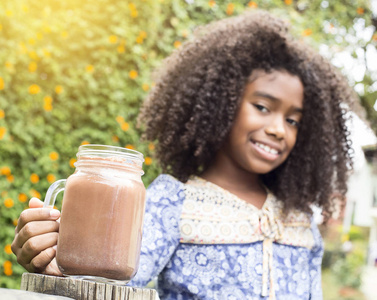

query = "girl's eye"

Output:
[[254, 104, 269, 113], [286, 118, 300, 127]]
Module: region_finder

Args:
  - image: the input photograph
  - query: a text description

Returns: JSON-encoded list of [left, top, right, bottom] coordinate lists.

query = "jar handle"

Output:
[[43, 179, 66, 208]]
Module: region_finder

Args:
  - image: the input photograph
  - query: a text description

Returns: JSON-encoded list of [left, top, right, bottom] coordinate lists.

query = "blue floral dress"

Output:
[[129, 174, 323, 300]]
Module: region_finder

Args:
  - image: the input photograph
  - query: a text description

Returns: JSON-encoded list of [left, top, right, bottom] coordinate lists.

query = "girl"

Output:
[[12, 10, 357, 300]]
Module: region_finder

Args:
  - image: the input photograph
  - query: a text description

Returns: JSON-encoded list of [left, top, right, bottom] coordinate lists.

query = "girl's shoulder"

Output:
[[148, 174, 183, 189], [146, 174, 186, 204]]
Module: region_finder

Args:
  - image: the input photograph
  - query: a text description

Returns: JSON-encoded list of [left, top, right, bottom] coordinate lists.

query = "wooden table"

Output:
[[21, 273, 159, 300]]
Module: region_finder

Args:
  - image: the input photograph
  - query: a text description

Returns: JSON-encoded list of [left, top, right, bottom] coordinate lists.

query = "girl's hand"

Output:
[[11, 197, 63, 276]]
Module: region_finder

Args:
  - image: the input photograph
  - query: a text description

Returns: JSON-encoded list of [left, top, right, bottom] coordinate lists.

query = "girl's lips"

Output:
[[250, 141, 281, 161]]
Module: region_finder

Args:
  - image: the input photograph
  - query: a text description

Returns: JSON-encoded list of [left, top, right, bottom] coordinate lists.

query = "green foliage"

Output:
[[0, 0, 375, 289], [322, 225, 368, 297], [348, 225, 369, 241], [333, 249, 365, 288]]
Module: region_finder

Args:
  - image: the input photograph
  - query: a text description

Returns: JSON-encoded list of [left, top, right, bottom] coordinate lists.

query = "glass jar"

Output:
[[44, 144, 146, 284]]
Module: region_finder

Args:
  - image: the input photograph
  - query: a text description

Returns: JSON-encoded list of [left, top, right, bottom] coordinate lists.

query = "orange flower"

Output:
[[55, 85, 64, 94], [86, 65, 94, 73], [43, 96, 53, 109], [208, 0, 216, 8], [174, 41, 182, 48], [4, 244, 12, 255], [28, 51, 39, 61], [142, 83, 150, 91], [0, 109, 4, 119], [148, 143, 155, 151], [28, 61, 37, 72], [145, 157, 152, 165], [18, 193, 28, 203], [116, 116, 125, 124], [30, 189, 41, 199], [49, 151, 59, 161], [44, 103, 52, 112], [373, 34, 377, 41], [47, 174, 56, 183], [109, 35, 118, 44], [302, 28, 312, 36], [136, 36, 144, 44], [69, 158, 77, 168], [4, 267, 13, 276], [117, 45, 125, 53], [130, 5, 138, 18], [0, 166, 11, 175], [129, 70, 138, 79], [226, 3, 235, 15], [30, 173, 39, 184], [0, 77, 4, 90], [0, 127, 6, 139], [6, 175, 14, 183], [121, 122, 130, 131], [112, 135, 119, 142], [4, 198, 14, 208], [3, 260, 12, 276], [3, 261, 11, 269], [131, 10, 138, 18], [357, 7, 364, 15], [13, 219, 18, 226], [81, 140, 90, 145], [125, 144, 135, 150], [248, 1, 258, 8], [29, 84, 41, 95], [44, 94, 53, 103]]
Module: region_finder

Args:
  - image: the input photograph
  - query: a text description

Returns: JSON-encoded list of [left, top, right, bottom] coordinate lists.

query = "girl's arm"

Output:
[[129, 174, 185, 287], [308, 218, 324, 300]]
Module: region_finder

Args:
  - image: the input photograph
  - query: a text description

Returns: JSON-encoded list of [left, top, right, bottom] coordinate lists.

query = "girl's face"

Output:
[[221, 70, 304, 175]]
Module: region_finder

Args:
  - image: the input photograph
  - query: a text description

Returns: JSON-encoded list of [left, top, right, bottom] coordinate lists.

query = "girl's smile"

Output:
[[250, 140, 281, 161]]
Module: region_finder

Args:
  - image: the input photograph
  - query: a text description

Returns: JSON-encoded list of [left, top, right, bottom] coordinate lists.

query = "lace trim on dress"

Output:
[[179, 176, 315, 300]]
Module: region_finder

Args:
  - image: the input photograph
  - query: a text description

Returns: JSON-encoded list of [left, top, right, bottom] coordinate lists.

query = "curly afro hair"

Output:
[[138, 10, 358, 218]]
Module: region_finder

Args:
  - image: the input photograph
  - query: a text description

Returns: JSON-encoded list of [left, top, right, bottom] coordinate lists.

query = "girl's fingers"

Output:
[[16, 207, 60, 234], [16, 232, 59, 267], [28, 246, 60, 274], [14, 220, 59, 250], [28, 197, 44, 208], [42, 258, 63, 277]]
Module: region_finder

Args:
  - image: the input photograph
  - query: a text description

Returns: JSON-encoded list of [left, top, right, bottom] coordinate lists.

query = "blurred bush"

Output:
[[322, 223, 369, 299], [0, 0, 375, 289], [333, 249, 365, 289]]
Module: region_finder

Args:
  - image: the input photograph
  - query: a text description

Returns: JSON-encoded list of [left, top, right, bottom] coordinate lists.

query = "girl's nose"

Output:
[[265, 116, 285, 139]]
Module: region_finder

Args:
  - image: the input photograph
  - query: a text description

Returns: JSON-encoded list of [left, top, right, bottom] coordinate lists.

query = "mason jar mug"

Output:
[[43, 144, 146, 284]]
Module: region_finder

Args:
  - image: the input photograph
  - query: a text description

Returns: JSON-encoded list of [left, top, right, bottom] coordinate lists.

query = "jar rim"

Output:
[[77, 144, 144, 164]]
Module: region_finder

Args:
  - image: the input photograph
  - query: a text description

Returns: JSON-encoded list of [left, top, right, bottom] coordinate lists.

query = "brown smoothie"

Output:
[[56, 167, 146, 281]]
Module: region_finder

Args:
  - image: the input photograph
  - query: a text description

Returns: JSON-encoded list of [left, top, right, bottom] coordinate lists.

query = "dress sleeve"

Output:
[[129, 174, 185, 287], [309, 218, 324, 300]]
